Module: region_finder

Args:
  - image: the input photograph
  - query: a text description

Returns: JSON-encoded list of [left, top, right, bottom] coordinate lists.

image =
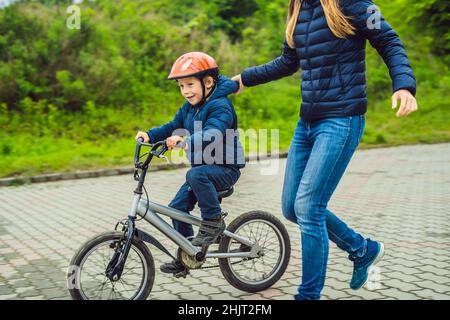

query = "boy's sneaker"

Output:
[[191, 215, 226, 246], [349, 239, 385, 290], [160, 260, 186, 274]]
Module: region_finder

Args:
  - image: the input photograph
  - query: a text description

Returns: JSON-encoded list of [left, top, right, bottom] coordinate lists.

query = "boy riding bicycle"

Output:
[[135, 52, 245, 274]]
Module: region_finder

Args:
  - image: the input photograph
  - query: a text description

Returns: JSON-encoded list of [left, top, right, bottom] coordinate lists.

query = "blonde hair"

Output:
[[286, 0, 356, 48]]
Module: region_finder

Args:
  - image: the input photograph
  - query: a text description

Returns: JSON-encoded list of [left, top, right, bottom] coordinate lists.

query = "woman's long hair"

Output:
[[286, 0, 356, 48]]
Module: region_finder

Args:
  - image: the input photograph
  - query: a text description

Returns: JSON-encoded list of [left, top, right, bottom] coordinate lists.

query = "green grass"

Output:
[[1, 0, 449, 179], [1, 79, 448, 178]]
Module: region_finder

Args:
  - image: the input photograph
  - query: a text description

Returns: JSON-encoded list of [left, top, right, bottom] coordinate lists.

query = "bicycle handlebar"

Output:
[[134, 139, 169, 169], [133, 138, 185, 190], [150, 141, 168, 158]]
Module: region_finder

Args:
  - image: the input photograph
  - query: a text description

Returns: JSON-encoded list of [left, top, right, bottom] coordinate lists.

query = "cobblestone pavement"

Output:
[[1, 143, 450, 300]]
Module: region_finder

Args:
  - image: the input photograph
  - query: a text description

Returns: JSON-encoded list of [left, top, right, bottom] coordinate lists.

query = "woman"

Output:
[[233, 0, 418, 300]]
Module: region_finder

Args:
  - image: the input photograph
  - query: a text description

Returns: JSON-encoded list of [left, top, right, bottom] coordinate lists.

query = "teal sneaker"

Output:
[[349, 239, 385, 290]]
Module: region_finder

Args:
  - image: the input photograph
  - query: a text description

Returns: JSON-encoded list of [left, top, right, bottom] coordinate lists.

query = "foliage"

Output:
[[0, 0, 448, 177]]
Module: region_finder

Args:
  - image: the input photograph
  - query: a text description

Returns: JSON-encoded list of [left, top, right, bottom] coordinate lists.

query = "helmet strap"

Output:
[[194, 77, 216, 107]]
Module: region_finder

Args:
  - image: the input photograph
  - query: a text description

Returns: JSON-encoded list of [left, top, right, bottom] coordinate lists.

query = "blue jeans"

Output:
[[281, 115, 368, 300], [169, 165, 241, 238]]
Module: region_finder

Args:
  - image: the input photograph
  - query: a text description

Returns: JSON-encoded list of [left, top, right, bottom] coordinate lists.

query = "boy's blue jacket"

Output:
[[147, 75, 245, 169], [241, 0, 416, 122]]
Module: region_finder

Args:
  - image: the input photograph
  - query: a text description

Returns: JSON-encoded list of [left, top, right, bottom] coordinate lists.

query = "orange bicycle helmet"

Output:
[[168, 52, 219, 80]]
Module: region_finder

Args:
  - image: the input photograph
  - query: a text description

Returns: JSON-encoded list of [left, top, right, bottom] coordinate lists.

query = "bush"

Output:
[[0, 0, 448, 177]]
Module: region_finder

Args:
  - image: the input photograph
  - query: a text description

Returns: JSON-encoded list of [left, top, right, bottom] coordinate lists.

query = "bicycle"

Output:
[[67, 139, 291, 300]]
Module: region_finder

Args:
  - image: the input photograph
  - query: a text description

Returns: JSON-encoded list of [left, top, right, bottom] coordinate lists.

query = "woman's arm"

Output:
[[344, 0, 416, 96], [240, 40, 300, 88]]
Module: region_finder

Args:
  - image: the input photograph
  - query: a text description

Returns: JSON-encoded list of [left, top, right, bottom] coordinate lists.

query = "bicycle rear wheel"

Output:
[[67, 231, 155, 300], [218, 211, 291, 292]]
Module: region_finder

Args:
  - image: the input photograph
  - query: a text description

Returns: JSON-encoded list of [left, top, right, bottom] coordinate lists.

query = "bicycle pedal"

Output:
[[173, 269, 190, 278]]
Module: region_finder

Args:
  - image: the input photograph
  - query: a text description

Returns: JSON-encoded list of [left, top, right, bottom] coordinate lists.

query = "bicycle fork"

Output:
[[105, 194, 141, 282]]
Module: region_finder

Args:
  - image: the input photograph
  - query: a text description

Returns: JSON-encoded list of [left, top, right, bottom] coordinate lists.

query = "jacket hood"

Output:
[[208, 75, 239, 101]]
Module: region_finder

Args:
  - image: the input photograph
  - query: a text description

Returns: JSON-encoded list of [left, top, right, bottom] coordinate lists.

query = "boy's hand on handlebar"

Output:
[[166, 135, 185, 150], [135, 131, 150, 143]]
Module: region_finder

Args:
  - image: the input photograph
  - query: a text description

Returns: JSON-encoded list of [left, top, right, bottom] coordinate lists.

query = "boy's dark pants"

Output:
[[168, 164, 241, 238]]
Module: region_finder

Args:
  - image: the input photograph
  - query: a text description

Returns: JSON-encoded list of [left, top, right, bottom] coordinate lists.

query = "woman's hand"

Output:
[[232, 74, 245, 95], [166, 135, 184, 150], [135, 131, 150, 143], [392, 89, 418, 117]]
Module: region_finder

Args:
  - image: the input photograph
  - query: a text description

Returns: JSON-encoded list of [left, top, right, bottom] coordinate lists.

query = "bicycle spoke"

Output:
[[94, 279, 109, 299], [108, 287, 114, 300], [75, 237, 150, 300], [226, 219, 284, 284]]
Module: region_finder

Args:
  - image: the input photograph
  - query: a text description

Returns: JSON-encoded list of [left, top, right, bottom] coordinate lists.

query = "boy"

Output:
[[135, 52, 245, 274]]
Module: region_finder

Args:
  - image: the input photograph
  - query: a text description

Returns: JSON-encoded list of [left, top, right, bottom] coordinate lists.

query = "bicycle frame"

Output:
[[127, 139, 259, 261], [133, 197, 257, 259], [79, 139, 286, 292]]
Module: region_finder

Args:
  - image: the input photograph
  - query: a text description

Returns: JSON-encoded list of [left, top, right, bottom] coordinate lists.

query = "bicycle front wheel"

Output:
[[67, 231, 155, 300]]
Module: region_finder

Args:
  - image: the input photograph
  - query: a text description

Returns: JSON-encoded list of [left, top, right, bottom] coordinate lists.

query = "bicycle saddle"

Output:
[[187, 186, 234, 201], [217, 186, 234, 199]]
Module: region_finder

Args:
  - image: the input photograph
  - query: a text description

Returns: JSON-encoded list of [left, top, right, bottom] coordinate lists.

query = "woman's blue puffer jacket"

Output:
[[241, 0, 416, 122]]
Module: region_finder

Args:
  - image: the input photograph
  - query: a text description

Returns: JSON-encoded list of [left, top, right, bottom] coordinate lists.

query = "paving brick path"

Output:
[[1, 143, 449, 300]]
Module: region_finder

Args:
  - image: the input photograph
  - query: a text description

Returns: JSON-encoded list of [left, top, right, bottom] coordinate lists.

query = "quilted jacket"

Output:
[[241, 0, 416, 122]]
